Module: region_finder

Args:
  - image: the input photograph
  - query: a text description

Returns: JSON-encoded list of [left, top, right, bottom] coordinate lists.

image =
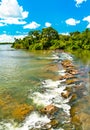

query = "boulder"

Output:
[[61, 91, 71, 98], [41, 104, 58, 114], [61, 60, 74, 68], [63, 73, 75, 79], [66, 69, 79, 75]]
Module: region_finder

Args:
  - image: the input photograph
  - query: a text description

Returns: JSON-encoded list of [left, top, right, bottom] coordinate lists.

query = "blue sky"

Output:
[[0, 0, 90, 42]]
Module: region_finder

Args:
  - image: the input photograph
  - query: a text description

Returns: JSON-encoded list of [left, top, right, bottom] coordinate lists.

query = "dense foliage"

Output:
[[12, 27, 90, 50]]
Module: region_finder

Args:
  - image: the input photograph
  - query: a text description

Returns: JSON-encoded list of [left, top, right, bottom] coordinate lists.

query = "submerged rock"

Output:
[[70, 94, 77, 103], [66, 78, 80, 85], [49, 119, 59, 128], [71, 112, 90, 130], [74, 84, 87, 98], [46, 64, 59, 72]]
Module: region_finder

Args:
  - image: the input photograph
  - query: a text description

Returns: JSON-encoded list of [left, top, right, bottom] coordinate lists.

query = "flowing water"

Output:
[[0, 45, 90, 130]]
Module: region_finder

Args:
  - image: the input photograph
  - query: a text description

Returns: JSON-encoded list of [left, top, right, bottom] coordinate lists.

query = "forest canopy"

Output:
[[12, 27, 90, 50]]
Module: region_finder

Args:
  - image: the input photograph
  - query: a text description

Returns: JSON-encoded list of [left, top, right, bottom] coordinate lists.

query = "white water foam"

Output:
[[57, 52, 73, 61], [42, 79, 66, 88], [21, 111, 51, 130], [0, 112, 51, 130], [31, 79, 71, 116], [42, 52, 73, 61], [58, 70, 66, 76]]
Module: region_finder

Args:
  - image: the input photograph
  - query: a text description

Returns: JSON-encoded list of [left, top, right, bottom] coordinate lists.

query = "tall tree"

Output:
[[42, 27, 59, 40]]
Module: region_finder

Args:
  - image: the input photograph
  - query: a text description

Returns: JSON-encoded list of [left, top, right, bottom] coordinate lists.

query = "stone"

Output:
[[63, 73, 75, 79], [67, 69, 79, 75], [61, 91, 71, 98], [70, 94, 77, 103], [49, 119, 59, 128], [66, 78, 79, 85], [58, 75, 64, 80], [71, 112, 90, 130], [41, 104, 58, 114], [61, 60, 74, 68]]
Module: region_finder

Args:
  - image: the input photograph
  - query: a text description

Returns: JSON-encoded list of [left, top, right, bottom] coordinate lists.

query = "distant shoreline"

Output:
[[0, 43, 12, 45]]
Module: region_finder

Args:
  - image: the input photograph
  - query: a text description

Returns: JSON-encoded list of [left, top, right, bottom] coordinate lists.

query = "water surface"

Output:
[[0, 45, 90, 130]]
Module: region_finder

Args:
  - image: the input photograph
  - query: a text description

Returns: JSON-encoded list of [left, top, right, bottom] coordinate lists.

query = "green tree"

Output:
[[42, 27, 59, 40]]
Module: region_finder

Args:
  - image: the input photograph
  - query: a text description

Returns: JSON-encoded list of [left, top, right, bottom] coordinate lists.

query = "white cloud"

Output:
[[14, 35, 26, 39], [61, 32, 70, 35], [83, 16, 90, 23], [23, 21, 40, 29], [75, 0, 87, 7], [65, 18, 80, 26], [0, 34, 14, 43], [45, 22, 52, 27], [83, 16, 90, 28], [0, 34, 27, 43], [0, 18, 26, 25], [0, 0, 28, 25]]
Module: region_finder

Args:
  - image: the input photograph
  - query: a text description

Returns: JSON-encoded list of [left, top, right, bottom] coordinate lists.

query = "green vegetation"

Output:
[[12, 27, 90, 50]]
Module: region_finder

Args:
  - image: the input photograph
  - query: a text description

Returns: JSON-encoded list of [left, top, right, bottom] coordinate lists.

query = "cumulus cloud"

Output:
[[0, 34, 14, 43], [23, 21, 40, 29], [83, 16, 90, 28], [0, 34, 27, 43], [74, 0, 87, 7], [0, 0, 28, 25], [65, 18, 80, 26], [45, 22, 52, 27], [83, 16, 90, 23]]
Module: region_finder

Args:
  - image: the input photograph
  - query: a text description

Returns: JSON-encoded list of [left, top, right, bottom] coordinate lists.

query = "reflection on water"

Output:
[[0, 45, 90, 130], [71, 50, 90, 92], [0, 44, 51, 88], [70, 49, 90, 65]]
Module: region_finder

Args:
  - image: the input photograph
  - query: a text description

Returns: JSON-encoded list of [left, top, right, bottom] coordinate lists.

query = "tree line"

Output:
[[12, 27, 90, 50]]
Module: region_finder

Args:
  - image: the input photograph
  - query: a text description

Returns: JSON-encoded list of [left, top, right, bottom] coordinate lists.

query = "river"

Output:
[[0, 44, 90, 130]]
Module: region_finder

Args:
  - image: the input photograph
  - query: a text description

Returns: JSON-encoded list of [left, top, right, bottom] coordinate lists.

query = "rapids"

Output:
[[0, 45, 90, 130]]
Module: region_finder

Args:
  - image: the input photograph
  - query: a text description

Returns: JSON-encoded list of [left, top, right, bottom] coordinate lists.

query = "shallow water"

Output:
[[69, 50, 90, 130], [0, 45, 90, 130]]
